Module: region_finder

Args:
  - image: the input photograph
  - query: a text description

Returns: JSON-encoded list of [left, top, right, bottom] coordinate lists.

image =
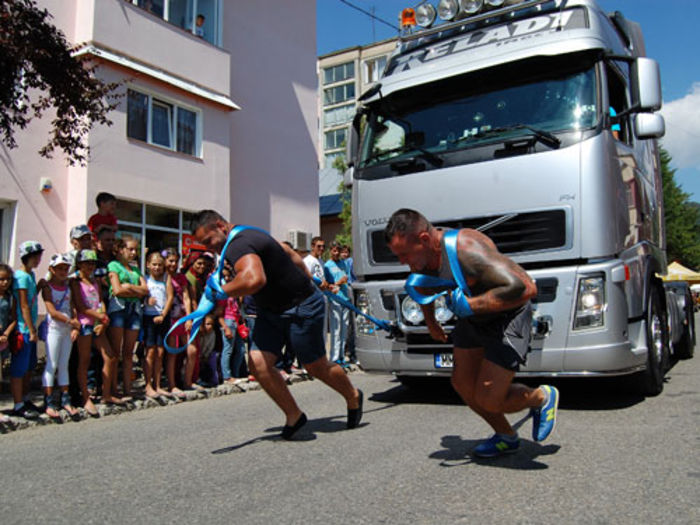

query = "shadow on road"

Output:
[[370, 376, 649, 411], [210, 406, 395, 455], [429, 433, 560, 470]]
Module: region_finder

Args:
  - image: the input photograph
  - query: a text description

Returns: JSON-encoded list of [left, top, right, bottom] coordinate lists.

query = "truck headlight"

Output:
[[434, 295, 454, 323], [574, 276, 606, 329], [355, 290, 376, 335], [438, 0, 459, 21], [460, 0, 484, 15], [485, 0, 505, 7], [401, 296, 425, 325], [415, 3, 437, 27]]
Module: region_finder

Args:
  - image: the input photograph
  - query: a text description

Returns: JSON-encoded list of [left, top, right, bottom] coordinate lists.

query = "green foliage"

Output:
[[0, 0, 119, 165], [661, 147, 700, 269]]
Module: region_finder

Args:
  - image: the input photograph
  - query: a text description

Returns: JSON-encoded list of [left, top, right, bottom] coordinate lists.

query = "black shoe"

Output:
[[12, 404, 39, 420], [281, 413, 307, 440], [347, 389, 363, 429], [25, 399, 42, 413]]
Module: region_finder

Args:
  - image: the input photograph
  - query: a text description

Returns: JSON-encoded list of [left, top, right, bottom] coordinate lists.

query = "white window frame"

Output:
[[129, 0, 223, 47], [323, 61, 355, 86], [363, 55, 387, 84], [126, 85, 203, 158], [0, 200, 16, 263], [115, 200, 195, 271]]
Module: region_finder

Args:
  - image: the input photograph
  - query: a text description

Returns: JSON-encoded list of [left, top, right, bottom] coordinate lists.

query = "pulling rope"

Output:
[[164, 225, 397, 353]]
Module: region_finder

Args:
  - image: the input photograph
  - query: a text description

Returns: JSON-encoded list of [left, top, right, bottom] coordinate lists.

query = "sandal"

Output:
[[61, 392, 82, 421]]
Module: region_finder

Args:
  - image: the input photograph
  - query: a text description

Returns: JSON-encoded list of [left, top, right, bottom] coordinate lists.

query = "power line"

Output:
[[337, 0, 399, 32]]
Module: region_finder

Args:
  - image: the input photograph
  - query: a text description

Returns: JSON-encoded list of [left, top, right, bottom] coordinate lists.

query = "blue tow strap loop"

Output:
[[312, 277, 394, 333], [164, 225, 266, 354], [403, 229, 474, 318]]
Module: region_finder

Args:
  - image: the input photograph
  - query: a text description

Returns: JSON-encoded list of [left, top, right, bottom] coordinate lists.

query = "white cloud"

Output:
[[660, 83, 700, 170]]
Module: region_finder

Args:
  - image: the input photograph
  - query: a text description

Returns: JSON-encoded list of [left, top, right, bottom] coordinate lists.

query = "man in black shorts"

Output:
[[385, 209, 559, 458], [192, 210, 363, 439]]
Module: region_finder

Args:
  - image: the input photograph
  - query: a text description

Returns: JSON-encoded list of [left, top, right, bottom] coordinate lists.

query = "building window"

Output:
[[132, 0, 221, 46], [324, 104, 355, 128], [325, 128, 347, 150], [324, 151, 346, 169], [127, 88, 201, 157], [0, 201, 15, 263], [114, 199, 197, 270], [363, 55, 387, 84], [323, 62, 355, 85], [323, 83, 355, 106]]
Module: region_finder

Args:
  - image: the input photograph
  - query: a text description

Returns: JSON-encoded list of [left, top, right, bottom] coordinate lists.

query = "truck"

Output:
[[343, 0, 696, 395]]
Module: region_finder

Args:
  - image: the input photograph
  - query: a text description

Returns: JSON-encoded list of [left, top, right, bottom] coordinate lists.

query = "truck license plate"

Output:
[[434, 353, 454, 368]]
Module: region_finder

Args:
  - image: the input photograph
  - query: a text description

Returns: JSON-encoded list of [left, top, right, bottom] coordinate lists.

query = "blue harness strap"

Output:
[[403, 229, 474, 318], [164, 225, 265, 354], [312, 276, 394, 333]]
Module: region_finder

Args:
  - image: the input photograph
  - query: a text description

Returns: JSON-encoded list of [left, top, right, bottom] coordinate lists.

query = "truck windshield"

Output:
[[359, 61, 597, 168]]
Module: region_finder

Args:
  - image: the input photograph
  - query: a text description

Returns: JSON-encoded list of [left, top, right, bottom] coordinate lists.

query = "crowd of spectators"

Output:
[[0, 193, 256, 424], [0, 194, 359, 426]]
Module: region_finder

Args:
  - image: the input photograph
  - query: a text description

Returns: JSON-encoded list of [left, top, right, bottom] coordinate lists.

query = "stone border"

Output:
[[0, 365, 362, 434]]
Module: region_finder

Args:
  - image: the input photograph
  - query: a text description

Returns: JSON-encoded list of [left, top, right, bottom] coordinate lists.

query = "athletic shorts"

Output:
[[143, 315, 170, 347], [250, 289, 326, 366], [452, 302, 533, 371], [9, 333, 37, 378]]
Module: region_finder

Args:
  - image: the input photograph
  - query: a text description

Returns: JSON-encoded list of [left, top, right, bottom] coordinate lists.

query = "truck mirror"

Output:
[[343, 166, 354, 188], [634, 113, 665, 139], [346, 112, 363, 168], [631, 58, 662, 112]]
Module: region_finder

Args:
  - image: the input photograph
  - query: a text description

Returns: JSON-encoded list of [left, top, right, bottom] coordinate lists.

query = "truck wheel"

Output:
[[675, 289, 696, 359], [635, 285, 669, 396]]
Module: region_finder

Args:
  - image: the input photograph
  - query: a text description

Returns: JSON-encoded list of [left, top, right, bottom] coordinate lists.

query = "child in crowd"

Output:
[[88, 192, 118, 235], [163, 248, 197, 397], [41, 254, 80, 420], [71, 249, 124, 414], [217, 266, 248, 383], [197, 314, 221, 387], [107, 235, 149, 399], [0, 263, 17, 425], [11, 241, 44, 420], [143, 251, 173, 400]]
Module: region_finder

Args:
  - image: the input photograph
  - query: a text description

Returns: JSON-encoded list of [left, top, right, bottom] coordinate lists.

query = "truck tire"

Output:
[[635, 285, 669, 396], [675, 289, 696, 360]]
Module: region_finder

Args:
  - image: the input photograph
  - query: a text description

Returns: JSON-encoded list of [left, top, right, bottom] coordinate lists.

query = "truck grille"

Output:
[[370, 210, 566, 264]]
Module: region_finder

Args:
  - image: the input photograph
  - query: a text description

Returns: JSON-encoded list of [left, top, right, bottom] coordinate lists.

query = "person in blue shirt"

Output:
[[11, 241, 44, 420], [324, 241, 350, 366], [340, 245, 358, 364]]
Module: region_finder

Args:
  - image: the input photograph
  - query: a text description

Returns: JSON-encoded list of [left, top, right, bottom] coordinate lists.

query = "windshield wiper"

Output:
[[456, 124, 561, 149], [365, 143, 443, 168]]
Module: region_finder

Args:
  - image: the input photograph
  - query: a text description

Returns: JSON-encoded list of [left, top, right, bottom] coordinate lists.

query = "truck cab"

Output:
[[345, 0, 689, 395]]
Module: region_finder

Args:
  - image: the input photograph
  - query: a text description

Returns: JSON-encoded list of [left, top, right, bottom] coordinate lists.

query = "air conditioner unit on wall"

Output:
[[288, 230, 312, 252]]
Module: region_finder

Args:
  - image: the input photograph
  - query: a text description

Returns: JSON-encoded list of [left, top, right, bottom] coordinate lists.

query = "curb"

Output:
[[0, 364, 362, 434]]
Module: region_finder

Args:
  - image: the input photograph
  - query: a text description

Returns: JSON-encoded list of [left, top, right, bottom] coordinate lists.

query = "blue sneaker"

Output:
[[473, 434, 520, 458], [531, 385, 559, 442]]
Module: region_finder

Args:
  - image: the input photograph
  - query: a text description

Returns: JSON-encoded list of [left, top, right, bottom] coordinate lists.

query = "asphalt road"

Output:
[[1, 335, 698, 524]]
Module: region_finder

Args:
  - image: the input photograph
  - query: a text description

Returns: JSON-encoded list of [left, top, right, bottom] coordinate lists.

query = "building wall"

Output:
[[0, 0, 319, 267], [224, 0, 319, 241]]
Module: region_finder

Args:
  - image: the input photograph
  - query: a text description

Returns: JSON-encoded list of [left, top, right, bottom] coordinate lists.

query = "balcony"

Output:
[[72, 0, 230, 100]]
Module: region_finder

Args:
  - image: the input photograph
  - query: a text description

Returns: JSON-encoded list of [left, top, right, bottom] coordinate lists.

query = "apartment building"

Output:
[[0, 0, 318, 267], [317, 37, 397, 241]]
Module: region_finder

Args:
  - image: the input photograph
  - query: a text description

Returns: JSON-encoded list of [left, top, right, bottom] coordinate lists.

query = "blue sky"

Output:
[[317, 0, 700, 201]]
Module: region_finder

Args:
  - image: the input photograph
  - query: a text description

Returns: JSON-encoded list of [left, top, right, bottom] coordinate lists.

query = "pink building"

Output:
[[0, 0, 319, 269]]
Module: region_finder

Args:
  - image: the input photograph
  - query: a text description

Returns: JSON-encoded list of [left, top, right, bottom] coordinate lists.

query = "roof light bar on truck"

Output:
[[400, 0, 556, 42]]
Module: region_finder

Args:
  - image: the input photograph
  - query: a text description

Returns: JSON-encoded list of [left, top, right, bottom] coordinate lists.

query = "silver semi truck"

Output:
[[344, 0, 695, 395]]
